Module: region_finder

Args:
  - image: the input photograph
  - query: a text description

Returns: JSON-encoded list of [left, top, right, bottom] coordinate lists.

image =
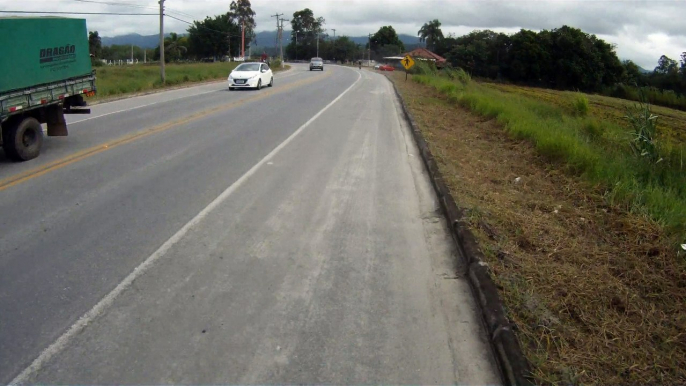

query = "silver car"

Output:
[[309, 57, 324, 71]]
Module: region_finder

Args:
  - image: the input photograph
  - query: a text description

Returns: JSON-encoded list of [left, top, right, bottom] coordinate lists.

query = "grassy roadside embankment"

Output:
[[91, 61, 289, 102], [388, 68, 686, 384]]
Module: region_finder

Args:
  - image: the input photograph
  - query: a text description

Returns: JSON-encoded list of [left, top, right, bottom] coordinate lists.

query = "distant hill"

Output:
[[102, 33, 181, 48], [638, 66, 652, 74], [103, 30, 422, 51]]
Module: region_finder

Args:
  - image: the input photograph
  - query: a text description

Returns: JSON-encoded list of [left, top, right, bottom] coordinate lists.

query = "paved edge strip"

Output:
[[388, 77, 533, 386]]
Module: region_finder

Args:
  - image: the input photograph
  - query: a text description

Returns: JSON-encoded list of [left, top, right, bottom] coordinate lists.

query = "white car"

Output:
[[228, 62, 273, 90]]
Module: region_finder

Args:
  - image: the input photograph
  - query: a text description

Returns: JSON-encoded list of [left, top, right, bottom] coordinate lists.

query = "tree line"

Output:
[[419, 20, 685, 108]]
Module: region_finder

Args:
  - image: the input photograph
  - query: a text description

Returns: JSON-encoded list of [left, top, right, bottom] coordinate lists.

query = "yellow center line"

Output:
[[0, 71, 333, 192]]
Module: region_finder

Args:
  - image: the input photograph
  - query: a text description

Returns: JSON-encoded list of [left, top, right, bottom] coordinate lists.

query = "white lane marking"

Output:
[[70, 70, 305, 124], [9, 70, 362, 386]]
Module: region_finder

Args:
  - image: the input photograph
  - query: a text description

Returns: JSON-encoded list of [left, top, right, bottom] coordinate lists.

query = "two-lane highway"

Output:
[[0, 64, 500, 384]]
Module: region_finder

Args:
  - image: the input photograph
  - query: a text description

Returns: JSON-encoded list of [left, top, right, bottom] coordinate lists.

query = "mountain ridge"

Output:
[[102, 30, 421, 48]]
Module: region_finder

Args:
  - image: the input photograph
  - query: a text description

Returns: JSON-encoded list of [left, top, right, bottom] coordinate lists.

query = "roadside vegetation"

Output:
[[410, 61, 686, 237], [389, 63, 686, 384], [429, 26, 686, 111]]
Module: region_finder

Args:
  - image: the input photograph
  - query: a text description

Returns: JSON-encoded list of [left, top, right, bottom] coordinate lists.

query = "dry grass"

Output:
[[389, 72, 686, 385]]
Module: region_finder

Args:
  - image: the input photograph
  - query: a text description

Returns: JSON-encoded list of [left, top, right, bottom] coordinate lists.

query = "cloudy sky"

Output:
[[2, 0, 684, 69]]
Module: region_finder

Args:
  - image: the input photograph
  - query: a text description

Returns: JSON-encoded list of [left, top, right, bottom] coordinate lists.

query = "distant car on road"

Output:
[[374, 64, 381, 70], [228, 62, 273, 90], [379, 64, 395, 71], [310, 57, 324, 71]]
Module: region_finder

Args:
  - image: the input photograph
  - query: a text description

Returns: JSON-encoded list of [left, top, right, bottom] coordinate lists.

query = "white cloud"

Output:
[[2, 0, 684, 68]]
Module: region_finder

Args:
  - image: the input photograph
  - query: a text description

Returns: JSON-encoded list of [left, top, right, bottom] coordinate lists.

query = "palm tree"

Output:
[[165, 33, 188, 61], [418, 19, 444, 52]]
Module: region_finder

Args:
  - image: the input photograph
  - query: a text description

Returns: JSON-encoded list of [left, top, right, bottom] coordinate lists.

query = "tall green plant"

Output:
[[625, 90, 662, 164]]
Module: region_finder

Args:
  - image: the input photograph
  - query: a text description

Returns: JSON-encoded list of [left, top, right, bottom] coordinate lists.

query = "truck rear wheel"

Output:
[[2, 117, 43, 161]]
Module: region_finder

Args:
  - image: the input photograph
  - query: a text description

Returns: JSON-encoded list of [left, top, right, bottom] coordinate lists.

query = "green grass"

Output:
[[413, 73, 686, 240], [91, 61, 289, 101]]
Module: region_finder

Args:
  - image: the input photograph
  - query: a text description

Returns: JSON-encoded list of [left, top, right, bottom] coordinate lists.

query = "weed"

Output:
[[625, 93, 662, 164]]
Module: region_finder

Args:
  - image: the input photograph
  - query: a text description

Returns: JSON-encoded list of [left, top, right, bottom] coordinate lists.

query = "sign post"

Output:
[[401, 55, 415, 81]]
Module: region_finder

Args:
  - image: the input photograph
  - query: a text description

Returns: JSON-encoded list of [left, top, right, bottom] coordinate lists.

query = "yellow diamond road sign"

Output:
[[401, 55, 415, 70]]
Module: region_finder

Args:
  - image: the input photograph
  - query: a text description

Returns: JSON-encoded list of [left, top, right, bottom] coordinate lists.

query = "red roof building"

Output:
[[401, 47, 447, 66]]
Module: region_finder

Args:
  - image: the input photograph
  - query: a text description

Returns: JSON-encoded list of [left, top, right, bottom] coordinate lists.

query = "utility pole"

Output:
[[295, 32, 298, 61], [271, 13, 283, 60], [241, 20, 245, 59], [316, 28, 325, 58], [279, 18, 288, 67], [159, 0, 165, 82], [331, 29, 336, 62], [368, 33, 372, 67]]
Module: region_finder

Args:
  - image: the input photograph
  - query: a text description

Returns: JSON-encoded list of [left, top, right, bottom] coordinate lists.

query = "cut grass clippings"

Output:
[[388, 71, 686, 384], [90, 62, 289, 102]]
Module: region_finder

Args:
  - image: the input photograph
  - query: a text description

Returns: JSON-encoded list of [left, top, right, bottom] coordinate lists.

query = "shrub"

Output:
[[573, 93, 590, 116], [409, 60, 437, 76]]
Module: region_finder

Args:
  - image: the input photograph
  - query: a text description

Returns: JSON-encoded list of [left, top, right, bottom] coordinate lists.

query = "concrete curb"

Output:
[[389, 77, 533, 386]]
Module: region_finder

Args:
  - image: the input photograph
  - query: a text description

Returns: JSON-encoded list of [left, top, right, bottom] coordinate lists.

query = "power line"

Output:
[[0, 10, 157, 15], [72, 0, 157, 10], [79, 0, 197, 19], [71, 0, 198, 19]]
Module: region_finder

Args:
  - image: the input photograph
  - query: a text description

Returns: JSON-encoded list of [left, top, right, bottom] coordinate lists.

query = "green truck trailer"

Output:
[[0, 17, 96, 161]]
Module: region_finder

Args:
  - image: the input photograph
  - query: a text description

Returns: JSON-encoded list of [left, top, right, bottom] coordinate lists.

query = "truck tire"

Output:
[[2, 117, 43, 161]]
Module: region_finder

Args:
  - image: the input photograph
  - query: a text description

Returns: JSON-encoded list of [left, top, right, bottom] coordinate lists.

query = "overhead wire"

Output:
[[70, 0, 199, 19], [0, 10, 157, 15]]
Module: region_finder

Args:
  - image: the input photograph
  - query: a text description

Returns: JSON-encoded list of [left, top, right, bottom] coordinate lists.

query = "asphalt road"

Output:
[[0, 64, 500, 384]]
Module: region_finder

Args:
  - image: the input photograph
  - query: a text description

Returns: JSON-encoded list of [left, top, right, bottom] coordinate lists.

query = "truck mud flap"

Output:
[[46, 104, 68, 136]]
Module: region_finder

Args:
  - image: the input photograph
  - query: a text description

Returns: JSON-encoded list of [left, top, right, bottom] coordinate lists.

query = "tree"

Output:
[[621, 60, 642, 85], [507, 29, 550, 82], [164, 33, 188, 62], [287, 8, 325, 60], [328, 36, 360, 61], [655, 55, 678, 74], [88, 31, 102, 58], [187, 14, 239, 59], [650, 55, 682, 94], [229, 0, 256, 53], [418, 19, 443, 51], [446, 30, 507, 78], [370, 26, 405, 53]]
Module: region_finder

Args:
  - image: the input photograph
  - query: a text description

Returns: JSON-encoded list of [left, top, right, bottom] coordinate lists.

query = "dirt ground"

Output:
[[387, 71, 686, 385]]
